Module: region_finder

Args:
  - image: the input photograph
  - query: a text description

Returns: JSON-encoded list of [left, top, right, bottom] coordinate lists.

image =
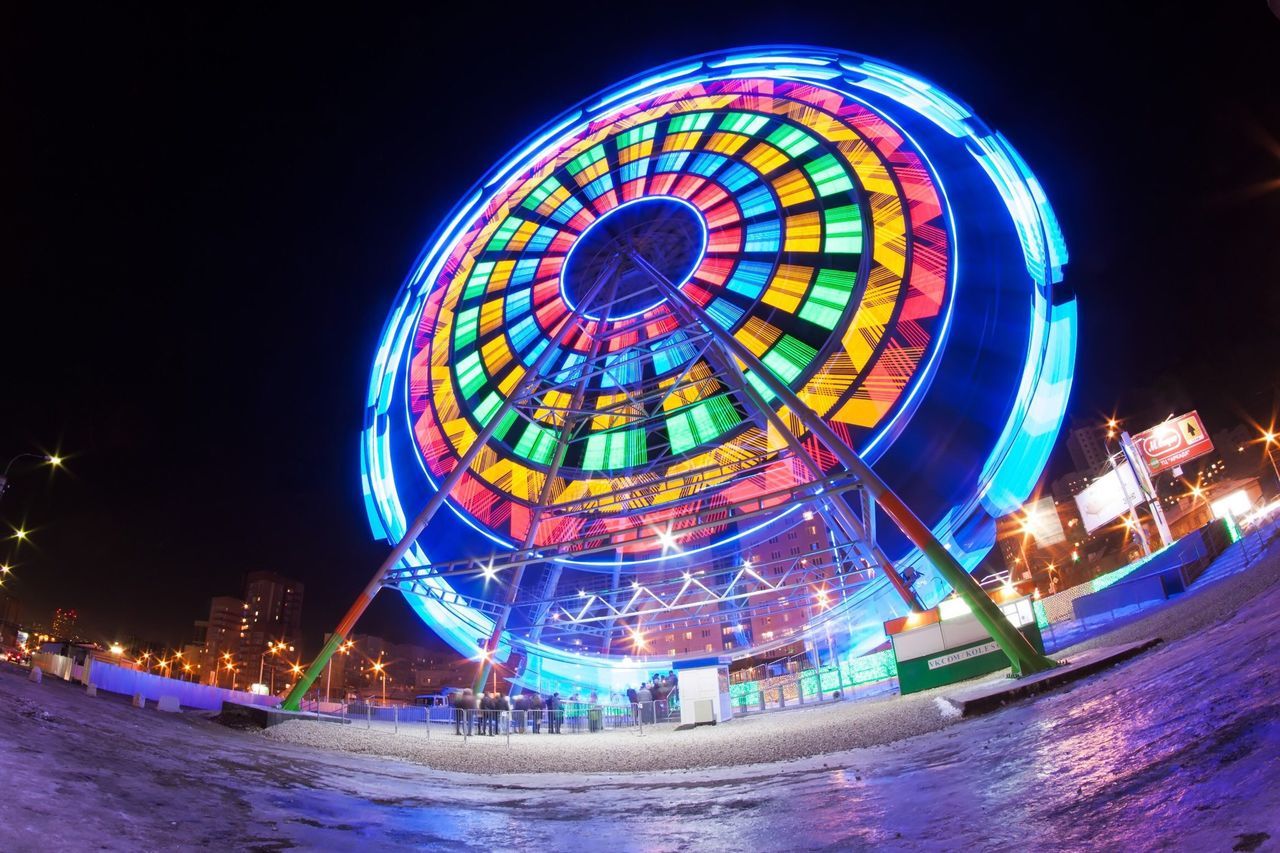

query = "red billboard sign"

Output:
[[1132, 411, 1213, 475]]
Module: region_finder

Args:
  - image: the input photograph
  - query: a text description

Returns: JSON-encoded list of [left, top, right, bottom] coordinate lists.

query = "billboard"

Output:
[[1075, 461, 1145, 534], [1022, 496, 1066, 546], [1132, 411, 1213, 475]]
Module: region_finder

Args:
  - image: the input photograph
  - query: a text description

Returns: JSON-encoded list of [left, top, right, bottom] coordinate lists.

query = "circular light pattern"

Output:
[[363, 46, 1074, 693], [408, 76, 950, 551], [561, 196, 708, 321]]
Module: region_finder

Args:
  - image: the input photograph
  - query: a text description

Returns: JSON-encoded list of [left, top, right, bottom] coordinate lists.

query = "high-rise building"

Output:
[[1052, 470, 1092, 503], [51, 607, 78, 640], [1066, 426, 1110, 474], [193, 595, 245, 684], [0, 593, 21, 647], [239, 571, 304, 666]]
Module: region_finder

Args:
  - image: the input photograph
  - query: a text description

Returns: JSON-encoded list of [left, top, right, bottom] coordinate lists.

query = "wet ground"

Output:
[[3, 535, 1278, 851]]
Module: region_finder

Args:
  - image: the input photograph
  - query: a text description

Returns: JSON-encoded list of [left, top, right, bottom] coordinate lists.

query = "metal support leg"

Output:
[[282, 263, 618, 711], [633, 254, 1056, 678]]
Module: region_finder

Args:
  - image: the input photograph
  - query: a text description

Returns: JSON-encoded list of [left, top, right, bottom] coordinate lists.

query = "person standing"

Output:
[[529, 691, 544, 733], [496, 692, 511, 736], [462, 688, 477, 737], [626, 685, 639, 725], [511, 691, 527, 733], [547, 692, 562, 734], [480, 691, 495, 736], [637, 682, 653, 724]]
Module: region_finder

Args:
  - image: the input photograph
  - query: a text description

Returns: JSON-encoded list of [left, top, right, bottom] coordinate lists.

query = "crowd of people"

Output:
[[446, 672, 680, 736]]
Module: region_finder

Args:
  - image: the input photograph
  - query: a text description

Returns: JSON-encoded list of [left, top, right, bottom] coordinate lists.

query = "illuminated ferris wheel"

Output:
[[285, 46, 1075, 706]]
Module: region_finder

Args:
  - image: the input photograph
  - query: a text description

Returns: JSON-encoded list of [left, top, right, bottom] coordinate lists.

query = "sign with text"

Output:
[[1132, 411, 1213, 475]]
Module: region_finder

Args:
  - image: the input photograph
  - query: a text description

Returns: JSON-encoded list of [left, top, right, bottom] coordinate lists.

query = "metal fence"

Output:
[[281, 699, 679, 745]]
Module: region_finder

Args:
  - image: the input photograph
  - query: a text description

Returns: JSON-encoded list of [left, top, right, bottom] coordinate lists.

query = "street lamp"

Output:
[[1261, 430, 1280, 492], [325, 639, 354, 705], [223, 660, 238, 690], [0, 453, 61, 502], [371, 657, 386, 705]]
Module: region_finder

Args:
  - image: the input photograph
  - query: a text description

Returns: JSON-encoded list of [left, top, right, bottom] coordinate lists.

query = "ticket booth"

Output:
[[887, 593, 1044, 695], [673, 657, 733, 726]]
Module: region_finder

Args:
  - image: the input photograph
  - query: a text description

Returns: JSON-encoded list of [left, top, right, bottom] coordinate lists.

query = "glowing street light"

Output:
[[1260, 429, 1280, 490], [371, 657, 387, 704], [1, 452, 63, 502], [325, 639, 355, 705]]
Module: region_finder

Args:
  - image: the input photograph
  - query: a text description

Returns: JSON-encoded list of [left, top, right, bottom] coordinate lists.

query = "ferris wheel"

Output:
[[284, 46, 1075, 707]]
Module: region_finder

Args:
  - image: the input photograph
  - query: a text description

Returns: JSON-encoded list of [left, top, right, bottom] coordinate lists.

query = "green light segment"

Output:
[[824, 205, 863, 253], [454, 307, 480, 348], [493, 411, 518, 441], [743, 369, 777, 404], [473, 392, 502, 426], [567, 144, 607, 176], [719, 112, 769, 136], [766, 125, 819, 158], [514, 422, 557, 465], [618, 122, 657, 148], [582, 428, 647, 471], [456, 351, 486, 398], [761, 335, 817, 386], [667, 395, 741, 454], [668, 112, 713, 133], [522, 176, 562, 210], [487, 217, 524, 252], [463, 262, 495, 300], [798, 269, 857, 330], [804, 154, 855, 197]]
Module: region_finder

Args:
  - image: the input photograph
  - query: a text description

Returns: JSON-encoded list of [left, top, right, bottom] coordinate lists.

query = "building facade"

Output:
[[239, 571, 304, 665], [192, 595, 245, 684]]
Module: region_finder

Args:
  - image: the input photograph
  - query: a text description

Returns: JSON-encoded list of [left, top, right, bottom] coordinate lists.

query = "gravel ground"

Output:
[[261, 528, 1280, 775]]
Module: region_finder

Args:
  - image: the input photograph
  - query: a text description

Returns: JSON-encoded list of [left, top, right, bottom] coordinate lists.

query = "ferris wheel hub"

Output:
[[560, 196, 708, 321]]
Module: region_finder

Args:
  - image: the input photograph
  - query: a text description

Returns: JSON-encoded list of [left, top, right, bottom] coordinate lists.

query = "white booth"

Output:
[[673, 657, 733, 726]]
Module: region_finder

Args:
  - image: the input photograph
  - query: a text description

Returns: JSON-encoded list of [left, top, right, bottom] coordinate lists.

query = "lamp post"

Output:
[[1262, 431, 1280, 492], [371, 657, 386, 705], [1103, 423, 1152, 556], [326, 639, 353, 705], [0, 453, 61, 502]]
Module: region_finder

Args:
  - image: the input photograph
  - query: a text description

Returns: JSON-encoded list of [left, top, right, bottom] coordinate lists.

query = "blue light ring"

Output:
[[362, 46, 1072, 683]]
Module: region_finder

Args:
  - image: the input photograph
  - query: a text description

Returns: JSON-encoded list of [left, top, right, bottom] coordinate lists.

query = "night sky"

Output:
[[3, 3, 1277, 649]]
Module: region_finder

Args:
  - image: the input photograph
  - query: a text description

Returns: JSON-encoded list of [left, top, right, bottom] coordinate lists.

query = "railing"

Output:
[[286, 699, 680, 746]]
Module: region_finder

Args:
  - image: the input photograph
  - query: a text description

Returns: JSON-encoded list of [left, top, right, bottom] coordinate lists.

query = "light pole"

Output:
[[0, 453, 61, 502], [1262, 431, 1280, 492], [1103, 423, 1152, 556], [288, 662, 304, 701], [371, 657, 386, 705], [326, 640, 353, 705]]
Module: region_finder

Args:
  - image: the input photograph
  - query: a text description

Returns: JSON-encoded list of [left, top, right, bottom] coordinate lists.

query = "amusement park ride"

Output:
[[283, 45, 1076, 711]]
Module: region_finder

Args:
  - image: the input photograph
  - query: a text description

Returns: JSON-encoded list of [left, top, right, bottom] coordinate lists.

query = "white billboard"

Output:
[[1074, 462, 1145, 534], [1023, 496, 1066, 546]]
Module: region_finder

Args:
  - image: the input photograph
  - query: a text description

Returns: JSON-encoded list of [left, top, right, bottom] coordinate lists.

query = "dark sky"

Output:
[[2, 3, 1277, 649]]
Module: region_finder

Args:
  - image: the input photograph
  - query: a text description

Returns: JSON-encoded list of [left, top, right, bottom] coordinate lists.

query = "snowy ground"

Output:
[[3, 531, 1278, 850]]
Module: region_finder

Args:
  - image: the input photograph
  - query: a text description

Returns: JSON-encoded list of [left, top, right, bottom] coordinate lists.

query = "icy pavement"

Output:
[[3, 543, 1279, 851]]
